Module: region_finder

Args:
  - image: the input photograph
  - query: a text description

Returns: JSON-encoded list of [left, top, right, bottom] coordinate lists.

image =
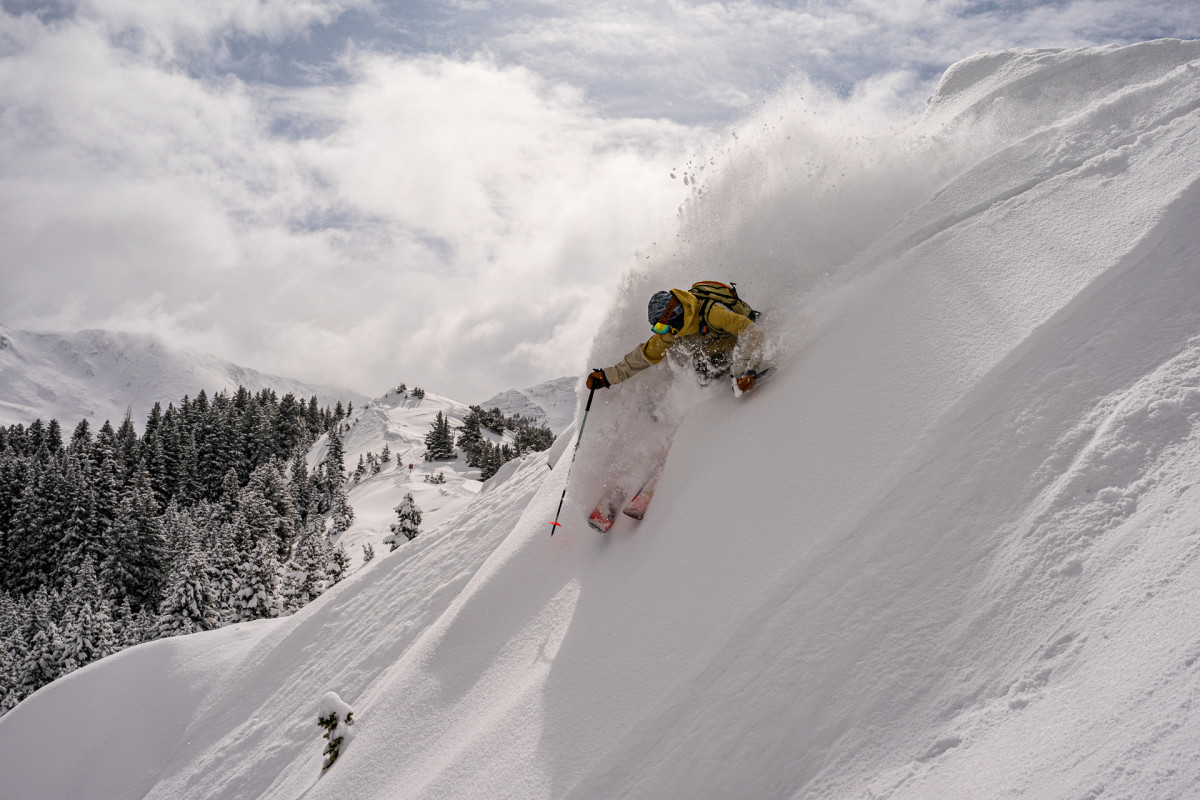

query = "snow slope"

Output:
[[0, 324, 367, 428], [4, 39, 1200, 800], [317, 388, 498, 568]]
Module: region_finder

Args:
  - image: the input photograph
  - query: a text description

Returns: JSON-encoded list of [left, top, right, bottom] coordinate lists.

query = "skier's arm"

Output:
[[707, 304, 766, 376], [601, 333, 674, 385]]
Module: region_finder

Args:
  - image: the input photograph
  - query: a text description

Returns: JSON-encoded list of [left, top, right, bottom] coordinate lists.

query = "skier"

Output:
[[586, 283, 767, 395]]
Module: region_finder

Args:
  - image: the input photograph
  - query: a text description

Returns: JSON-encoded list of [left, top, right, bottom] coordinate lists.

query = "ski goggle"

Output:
[[651, 295, 681, 336]]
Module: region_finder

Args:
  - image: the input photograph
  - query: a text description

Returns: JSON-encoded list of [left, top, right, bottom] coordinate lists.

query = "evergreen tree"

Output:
[[109, 596, 151, 649], [329, 545, 349, 585], [317, 692, 355, 771], [384, 493, 422, 550], [90, 424, 122, 564], [57, 450, 102, 582], [244, 400, 277, 474], [59, 558, 117, 672], [275, 393, 306, 456], [17, 586, 67, 700], [159, 499, 195, 567], [234, 536, 281, 621], [68, 419, 92, 453], [325, 426, 346, 484], [457, 409, 484, 467], [142, 424, 171, 510], [153, 543, 218, 639], [0, 592, 26, 714], [26, 419, 45, 458], [0, 453, 26, 591], [204, 521, 241, 624], [217, 466, 242, 525], [101, 466, 166, 613], [290, 530, 330, 607], [245, 461, 299, 559], [45, 419, 64, 455], [515, 424, 555, 456], [477, 441, 502, 481], [288, 449, 312, 528], [0, 591, 19, 640], [424, 412, 455, 461], [115, 410, 140, 486], [9, 460, 61, 594], [329, 486, 355, 538], [305, 396, 322, 439]]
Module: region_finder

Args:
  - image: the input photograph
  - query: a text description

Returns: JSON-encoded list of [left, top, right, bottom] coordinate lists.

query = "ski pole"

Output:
[[549, 384, 597, 535]]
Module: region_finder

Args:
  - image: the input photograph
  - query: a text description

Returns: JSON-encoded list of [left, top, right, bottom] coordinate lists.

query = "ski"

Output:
[[622, 475, 658, 520], [588, 485, 626, 533]]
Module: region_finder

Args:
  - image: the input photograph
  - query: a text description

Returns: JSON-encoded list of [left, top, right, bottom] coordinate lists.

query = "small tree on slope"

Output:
[[317, 691, 355, 772], [384, 493, 422, 550]]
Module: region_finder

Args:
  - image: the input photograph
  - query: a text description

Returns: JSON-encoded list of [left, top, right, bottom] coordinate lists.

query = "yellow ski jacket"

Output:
[[600, 288, 765, 386]]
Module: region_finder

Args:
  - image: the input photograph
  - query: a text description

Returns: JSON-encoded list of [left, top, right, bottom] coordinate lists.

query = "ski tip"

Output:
[[587, 512, 615, 533]]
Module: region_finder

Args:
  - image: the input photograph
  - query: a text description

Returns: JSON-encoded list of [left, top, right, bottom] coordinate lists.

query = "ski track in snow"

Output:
[[4, 39, 1200, 800]]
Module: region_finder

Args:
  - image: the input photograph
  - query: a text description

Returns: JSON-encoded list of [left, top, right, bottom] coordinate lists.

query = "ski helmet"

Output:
[[647, 290, 674, 324]]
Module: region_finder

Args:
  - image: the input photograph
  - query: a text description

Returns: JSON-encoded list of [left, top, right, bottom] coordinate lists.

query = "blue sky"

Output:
[[1, 0, 1197, 401]]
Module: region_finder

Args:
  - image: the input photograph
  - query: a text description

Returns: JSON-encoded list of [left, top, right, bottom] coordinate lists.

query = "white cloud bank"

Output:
[[0, 3, 694, 400]]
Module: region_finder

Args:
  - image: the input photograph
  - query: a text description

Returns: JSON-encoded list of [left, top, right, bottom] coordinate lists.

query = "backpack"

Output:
[[689, 281, 760, 335]]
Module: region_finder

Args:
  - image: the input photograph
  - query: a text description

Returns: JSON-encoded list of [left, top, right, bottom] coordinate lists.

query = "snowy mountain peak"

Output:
[[0, 324, 368, 429], [479, 375, 579, 434]]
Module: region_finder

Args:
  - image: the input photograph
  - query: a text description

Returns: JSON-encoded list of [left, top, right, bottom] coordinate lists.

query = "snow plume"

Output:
[[572, 71, 997, 517], [591, 76, 986, 380]]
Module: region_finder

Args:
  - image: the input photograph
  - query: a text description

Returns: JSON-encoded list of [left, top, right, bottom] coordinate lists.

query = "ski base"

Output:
[[587, 470, 664, 532], [588, 504, 616, 533], [622, 477, 658, 520], [588, 487, 624, 532]]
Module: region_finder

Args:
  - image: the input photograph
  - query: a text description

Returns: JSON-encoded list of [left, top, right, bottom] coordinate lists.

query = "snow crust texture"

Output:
[[5, 39, 1200, 800]]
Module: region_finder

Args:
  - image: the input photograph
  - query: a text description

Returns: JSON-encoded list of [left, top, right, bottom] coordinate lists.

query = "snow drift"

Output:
[[4, 39, 1200, 800]]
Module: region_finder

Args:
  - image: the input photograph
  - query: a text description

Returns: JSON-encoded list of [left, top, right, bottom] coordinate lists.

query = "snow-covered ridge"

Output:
[[5, 40, 1200, 800], [313, 385, 561, 571], [0, 324, 368, 428], [479, 375, 579, 435]]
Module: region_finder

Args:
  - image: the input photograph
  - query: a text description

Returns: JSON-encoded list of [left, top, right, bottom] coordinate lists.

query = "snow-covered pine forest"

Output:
[[0, 380, 561, 717], [0, 389, 357, 713]]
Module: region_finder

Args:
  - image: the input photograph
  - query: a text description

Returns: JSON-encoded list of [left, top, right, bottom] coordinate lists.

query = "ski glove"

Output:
[[734, 370, 757, 395], [586, 369, 610, 390]]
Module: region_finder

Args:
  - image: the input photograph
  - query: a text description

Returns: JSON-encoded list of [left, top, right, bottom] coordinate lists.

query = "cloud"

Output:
[[446, 0, 1200, 119], [0, 8, 694, 401]]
